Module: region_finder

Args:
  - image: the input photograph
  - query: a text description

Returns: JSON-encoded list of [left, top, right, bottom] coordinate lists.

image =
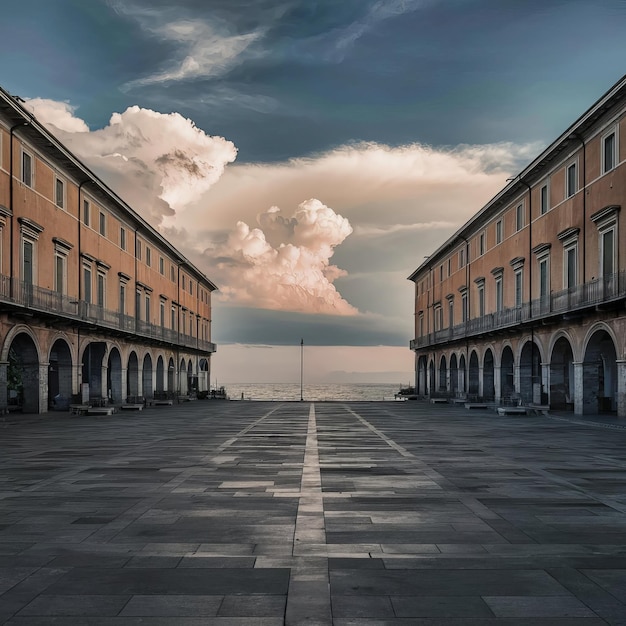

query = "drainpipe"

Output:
[[459, 234, 470, 390], [9, 121, 30, 299], [77, 181, 87, 308]]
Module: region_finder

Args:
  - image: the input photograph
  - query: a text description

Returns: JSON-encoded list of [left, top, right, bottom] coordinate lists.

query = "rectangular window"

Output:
[[171, 306, 176, 331], [55, 254, 65, 294], [182, 275, 187, 290], [119, 283, 126, 315], [99, 212, 106, 236], [145, 295, 151, 323], [159, 256, 164, 275], [565, 245, 577, 289], [84, 266, 92, 304], [539, 258, 549, 300], [479, 232, 485, 256], [21, 151, 32, 187], [540, 184, 549, 215], [160, 301, 165, 327], [182, 312, 186, 335], [439, 265, 443, 282], [419, 313, 424, 337], [135, 290, 141, 319], [447, 258, 451, 276], [495, 219, 503, 244], [23, 239, 34, 284], [458, 248, 466, 268], [478, 285, 485, 317], [448, 300, 454, 328], [603, 130, 616, 174], [516, 204, 524, 231], [601, 229, 615, 278], [55, 178, 64, 209], [120, 227, 126, 251], [515, 269, 523, 307], [189, 280, 193, 295], [566, 162, 577, 198], [461, 293, 468, 322], [83, 200, 90, 226], [97, 273, 105, 307], [170, 265, 175, 282], [495, 277, 503, 312], [146, 247, 151, 267]]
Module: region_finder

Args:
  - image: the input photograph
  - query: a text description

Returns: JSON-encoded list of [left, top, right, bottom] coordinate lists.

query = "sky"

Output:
[[1, 0, 625, 384]]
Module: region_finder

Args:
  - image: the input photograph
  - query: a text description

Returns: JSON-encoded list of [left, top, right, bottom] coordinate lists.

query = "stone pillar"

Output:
[[478, 366, 484, 398], [0, 361, 8, 414], [494, 366, 501, 405], [73, 364, 82, 398], [617, 360, 626, 418], [100, 365, 108, 401], [541, 362, 550, 405], [120, 367, 128, 403], [513, 365, 521, 395], [39, 363, 49, 414], [573, 362, 584, 416]]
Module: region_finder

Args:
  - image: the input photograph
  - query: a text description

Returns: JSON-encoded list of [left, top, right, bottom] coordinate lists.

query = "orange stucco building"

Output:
[[409, 74, 626, 417], [0, 87, 216, 413]]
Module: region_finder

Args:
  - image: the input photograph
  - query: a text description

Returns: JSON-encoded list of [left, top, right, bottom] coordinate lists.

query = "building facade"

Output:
[[409, 75, 626, 417], [0, 87, 216, 413]]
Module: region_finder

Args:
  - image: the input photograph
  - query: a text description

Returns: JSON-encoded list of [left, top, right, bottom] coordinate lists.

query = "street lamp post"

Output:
[[300, 338, 304, 401]]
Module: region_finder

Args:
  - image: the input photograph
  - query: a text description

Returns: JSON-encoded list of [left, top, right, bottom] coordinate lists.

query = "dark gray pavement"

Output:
[[1, 400, 626, 624]]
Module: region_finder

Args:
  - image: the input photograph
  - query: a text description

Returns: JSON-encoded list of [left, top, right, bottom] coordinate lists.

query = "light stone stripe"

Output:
[[286, 403, 332, 626]]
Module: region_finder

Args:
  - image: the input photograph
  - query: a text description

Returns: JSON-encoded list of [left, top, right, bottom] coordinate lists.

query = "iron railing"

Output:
[[411, 270, 626, 350], [0, 276, 216, 353]]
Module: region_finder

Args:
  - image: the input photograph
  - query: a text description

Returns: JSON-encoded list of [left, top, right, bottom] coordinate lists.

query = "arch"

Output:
[[198, 358, 209, 393], [187, 360, 197, 394], [180, 358, 187, 394], [458, 353, 467, 393], [49, 338, 73, 409], [142, 353, 154, 399], [438, 354, 447, 392], [500, 345, 515, 401], [428, 359, 435, 396], [155, 355, 165, 395], [417, 355, 428, 396], [127, 351, 139, 399], [167, 357, 175, 393], [582, 329, 618, 414], [550, 336, 574, 411], [483, 348, 495, 401], [7, 332, 41, 413], [449, 353, 458, 395], [468, 350, 479, 397], [519, 340, 541, 404], [107, 347, 123, 404], [81, 341, 107, 402]]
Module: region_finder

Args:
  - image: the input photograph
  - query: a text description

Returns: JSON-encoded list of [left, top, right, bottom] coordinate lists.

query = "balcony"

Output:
[[0, 275, 216, 353], [411, 270, 626, 350]]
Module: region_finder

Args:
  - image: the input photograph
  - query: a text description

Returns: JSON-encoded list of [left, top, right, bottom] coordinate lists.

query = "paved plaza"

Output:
[[1, 401, 626, 624]]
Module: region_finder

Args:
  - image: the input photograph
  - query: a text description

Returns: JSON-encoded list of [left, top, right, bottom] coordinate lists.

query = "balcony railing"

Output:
[[0, 276, 216, 353], [411, 270, 626, 350]]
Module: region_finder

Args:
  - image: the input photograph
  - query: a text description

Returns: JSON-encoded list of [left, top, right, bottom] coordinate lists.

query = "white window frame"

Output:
[[495, 276, 503, 312], [55, 177, 65, 209], [478, 231, 485, 256], [458, 248, 466, 268], [448, 298, 454, 328], [495, 219, 503, 245], [160, 300, 166, 327], [97, 271, 106, 308], [461, 292, 468, 322], [145, 294, 151, 323], [540, 183, 549, 215], [21, 237, 36, 285], [119, 282, 126, 315], [120, 227, 126, 251], [83, 263, 93, 305], [514, 269, 523, 308], [477, 284, 485, 317], [171, 306, 177, 331], [146, 246, 151, 267], [136, 239, 142, 261], [159, 256, 165, 275], [566, 160, 578, 198], [99, 211, 106, 237], [83, 199, 90, 226], [599, 225, 617, 280], [601, 126, 618, 174], [21, 150, 33, 187], [538, 255, 550, 300], [515, 203, 524, 232], [53, 239, 72, 295]]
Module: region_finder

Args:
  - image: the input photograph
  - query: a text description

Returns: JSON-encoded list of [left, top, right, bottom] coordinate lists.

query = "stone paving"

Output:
[[0, 400, 626, 624]]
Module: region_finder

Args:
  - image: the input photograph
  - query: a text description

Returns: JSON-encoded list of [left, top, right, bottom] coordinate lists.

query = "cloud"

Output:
[[110, 3, 264, 88], [205, 199, 357, 316], [25, 98, 237, 224]]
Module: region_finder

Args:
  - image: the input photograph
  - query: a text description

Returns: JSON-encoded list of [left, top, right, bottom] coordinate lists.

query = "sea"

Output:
[[222, 382, 406, 402]]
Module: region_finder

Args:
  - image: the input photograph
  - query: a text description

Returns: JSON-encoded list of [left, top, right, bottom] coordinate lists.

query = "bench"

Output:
[[121, 404, 144, 411], [153, 399, 174, 406], [87, 407, 115, 416], [528, 404, 550, 416], [465, 403, 488, 410], [497, 406, 528, 416], [69, 404, 89, 416], [429, 398, 448, 404]]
